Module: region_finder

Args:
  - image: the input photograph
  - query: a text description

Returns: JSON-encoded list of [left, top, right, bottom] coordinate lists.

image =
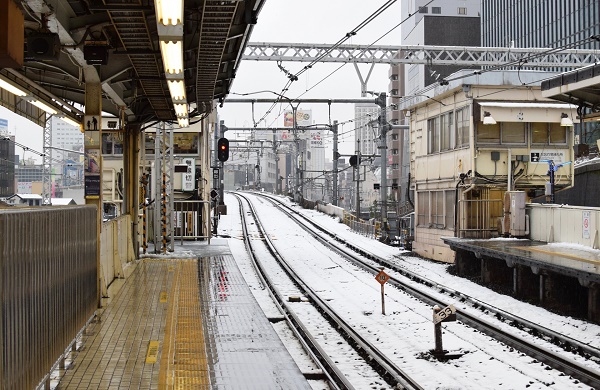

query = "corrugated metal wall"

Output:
[[0, 206, 97, 389]]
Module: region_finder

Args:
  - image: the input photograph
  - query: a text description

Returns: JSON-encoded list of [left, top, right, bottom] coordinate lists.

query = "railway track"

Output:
[[250, 191, 600, 388], [234, 192, 424, 390]]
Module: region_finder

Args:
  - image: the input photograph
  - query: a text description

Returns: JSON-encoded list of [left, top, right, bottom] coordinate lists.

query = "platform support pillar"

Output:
[[83, 76, 103, 307], [539, 273, 546, 304], [480, 258, 492, 284], [513, 267, 518, 294], [589, 283, 599, 324]]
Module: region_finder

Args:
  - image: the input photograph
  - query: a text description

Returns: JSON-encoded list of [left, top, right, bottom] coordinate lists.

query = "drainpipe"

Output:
[[454, 171, 473, 237]]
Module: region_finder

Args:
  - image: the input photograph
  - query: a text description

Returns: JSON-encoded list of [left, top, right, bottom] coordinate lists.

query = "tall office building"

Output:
[[388, 0, 480, 209], [401, 0, 481, 96], [481, 1, 600, 50], [51, 116, 83, 153], [354, 103, 380, 157], [481, 0, 600, 145]]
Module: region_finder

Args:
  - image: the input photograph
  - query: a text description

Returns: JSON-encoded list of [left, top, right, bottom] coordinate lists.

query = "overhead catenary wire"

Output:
[[252, 0, 412, 127]]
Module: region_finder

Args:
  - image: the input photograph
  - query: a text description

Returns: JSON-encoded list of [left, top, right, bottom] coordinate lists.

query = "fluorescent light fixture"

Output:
[[174, 103, 188, 117], [482, 111, 496, 125], [560, 113, 574, 127], [0, 77, 27, 96], [178, 117, 189, 128], [167, 80, 186, 101], [160, 40, 184, 75], [26, 98, 58, 115], [58, 115, 81, 128], [155, 0, 183, 25]]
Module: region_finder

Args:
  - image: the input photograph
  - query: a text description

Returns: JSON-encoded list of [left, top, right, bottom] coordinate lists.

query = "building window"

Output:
[[392, 149, 398, 155], [419, 6, 428, 13], [549, 123, 567, 144], [102, 133, 124, 155], [432, 7, 441, 14], [445, 190, 455, 229], [428, 117, 440, 153], [441, 112, 453, 151], [458, 7, 467, 15], [392, 133, 399, 140], [477, 122, 501, 144], [501, 122, 527, 144], [431, 191, 444, 228], [531, 122, 567, 144], [455, 107, 470, 148], [417, 191, 429, 226]]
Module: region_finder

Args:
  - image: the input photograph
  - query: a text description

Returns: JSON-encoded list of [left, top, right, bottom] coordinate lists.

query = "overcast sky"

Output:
[[218, 0, 403, 155], [1, 0, 403, 162]]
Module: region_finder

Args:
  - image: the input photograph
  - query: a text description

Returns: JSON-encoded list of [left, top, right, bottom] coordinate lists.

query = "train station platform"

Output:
[[443, 237, 600, 284], [443, 237, 600, 322], [51, 240, 311, 389]]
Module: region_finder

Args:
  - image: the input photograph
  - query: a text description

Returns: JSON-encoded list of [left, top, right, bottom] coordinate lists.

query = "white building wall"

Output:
[[354, 104, 379, 157]]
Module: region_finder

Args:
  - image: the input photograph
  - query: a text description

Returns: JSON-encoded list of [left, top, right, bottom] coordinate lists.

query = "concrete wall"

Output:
[[528, 203, 600, 249]]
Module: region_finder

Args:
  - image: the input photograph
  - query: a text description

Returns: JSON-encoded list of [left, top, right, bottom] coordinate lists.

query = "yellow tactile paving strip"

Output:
[[159, 260, 210, 389], [54, 252, 310, 389], [55, 259, 210, 389]]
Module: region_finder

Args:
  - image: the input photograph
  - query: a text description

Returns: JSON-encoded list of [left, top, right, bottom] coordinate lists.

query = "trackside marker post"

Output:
[[375, 268, 390, 315], [432, 304, 457, 359]]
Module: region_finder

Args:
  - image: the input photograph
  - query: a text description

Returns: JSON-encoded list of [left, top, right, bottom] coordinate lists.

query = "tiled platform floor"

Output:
[[54, 249, 310, 389]]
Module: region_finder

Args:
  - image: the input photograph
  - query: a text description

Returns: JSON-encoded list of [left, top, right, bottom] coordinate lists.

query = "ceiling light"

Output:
[[25, 98, 58, 115], [178, 117, 189, 128], [482, 111, 496, 125], [0, 77, 27, 96], [160, 40, 184, 75], [155, 0, 183, 26], [58, 115, 81, 128], [167, 80, 186, 102], [174, 103, 188, 117], [560, 113, 574, 127]]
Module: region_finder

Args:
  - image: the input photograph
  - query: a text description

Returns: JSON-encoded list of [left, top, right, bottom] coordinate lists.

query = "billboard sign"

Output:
[[310, 129, 323, 147], [283, 110, 312, 127]]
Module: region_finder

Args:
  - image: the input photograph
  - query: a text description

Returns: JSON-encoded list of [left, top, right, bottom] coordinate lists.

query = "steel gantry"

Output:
[[244, 42, 600, 68]]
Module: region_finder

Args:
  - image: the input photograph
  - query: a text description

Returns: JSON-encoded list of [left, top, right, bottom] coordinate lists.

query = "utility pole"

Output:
[[332, 120, 339, 206], [217, 120, 225, 204], [376, 92, 389, 243], [355, 139, 360, 217]]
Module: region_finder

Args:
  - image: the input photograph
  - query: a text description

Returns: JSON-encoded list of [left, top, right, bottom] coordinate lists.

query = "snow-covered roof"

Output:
[[10, 194, 42, 200], [51, 198, 77, 205]]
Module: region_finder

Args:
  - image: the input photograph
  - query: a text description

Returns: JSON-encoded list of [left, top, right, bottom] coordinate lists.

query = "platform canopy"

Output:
[[0, 0, 265, 127], [542, 63, 600, 120]]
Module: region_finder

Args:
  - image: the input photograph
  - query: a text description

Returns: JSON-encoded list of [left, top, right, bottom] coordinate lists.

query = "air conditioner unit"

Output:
[[26, 33, 60, 60], [501, 191, 526, 237]]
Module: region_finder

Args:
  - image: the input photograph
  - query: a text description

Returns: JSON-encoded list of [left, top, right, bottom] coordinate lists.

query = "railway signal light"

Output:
[[349, 154, 359, 166], [217, 138, 229, 162]]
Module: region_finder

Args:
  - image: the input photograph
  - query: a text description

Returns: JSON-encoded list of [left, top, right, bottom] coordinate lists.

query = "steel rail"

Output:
[[237, 192, 424, 390], [259, 192, 600, 388], [234, 194, 354, 390]]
